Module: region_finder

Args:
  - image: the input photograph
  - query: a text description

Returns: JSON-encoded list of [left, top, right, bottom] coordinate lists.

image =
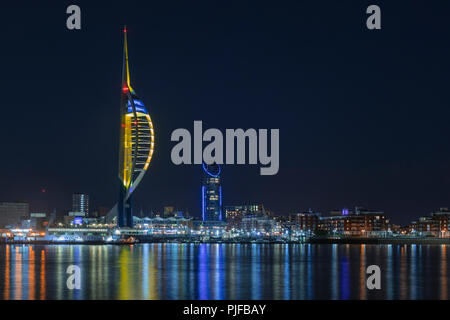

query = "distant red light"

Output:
[[123, 86, 129, 93], [41, 189, 46, 193]]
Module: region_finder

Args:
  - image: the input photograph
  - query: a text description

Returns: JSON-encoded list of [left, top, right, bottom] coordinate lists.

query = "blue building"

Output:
[[202, 163, 223, 222]]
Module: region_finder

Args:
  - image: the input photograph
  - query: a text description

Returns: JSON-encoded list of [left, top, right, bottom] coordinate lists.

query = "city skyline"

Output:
[[2, 1, 450, 307], [0, 2, 449, 225]]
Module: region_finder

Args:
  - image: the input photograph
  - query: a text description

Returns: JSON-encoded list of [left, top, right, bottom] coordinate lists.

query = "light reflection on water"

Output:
[[0, 243, 449, 300]]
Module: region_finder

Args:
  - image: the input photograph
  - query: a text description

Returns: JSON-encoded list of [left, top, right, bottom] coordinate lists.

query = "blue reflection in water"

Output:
[[340, 256, 350, 300], [284, 244, 290, 299], [198, 244, 209, 300], [213, 244, 225, 300], [395, 245, 401, 298], [235, 244, 241, 299], [169, 244, 179, 298], [331, 244, 338, 299], [142, 244, 149, 299], [189, 244, 196, 299], [386, 245, 393, 299], [251, 244, 261, 300], [306, 244, 313, 299], [298, 245, 305, 299]]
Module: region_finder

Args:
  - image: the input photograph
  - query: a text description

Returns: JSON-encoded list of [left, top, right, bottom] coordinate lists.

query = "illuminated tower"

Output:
[[202, 163, 223, 222], [117, 26, 155, 228]]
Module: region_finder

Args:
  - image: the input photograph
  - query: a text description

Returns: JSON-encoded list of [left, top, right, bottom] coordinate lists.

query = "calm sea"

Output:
[[0, 243, 448, 300]]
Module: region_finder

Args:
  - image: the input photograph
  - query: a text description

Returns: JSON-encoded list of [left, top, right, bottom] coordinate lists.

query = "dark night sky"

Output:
[[0, 1, 449, 225]]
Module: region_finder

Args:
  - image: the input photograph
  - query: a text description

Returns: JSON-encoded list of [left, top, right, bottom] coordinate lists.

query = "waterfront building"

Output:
[[47, 227, 110, 242], [108, 27, 155, 228], [431, 208, 450, 237], [319, 207, 388, 237], [289, 210, 321, 235], [194, 220, 227, 237], [1, 228, 45, 241], [319, 215, 346, 235], [241, 216, 278, 236], [224, 207, 244, 230], [68, 211, 85, 217], [0, 229, 11, 239], [405, 208, 450, 237], [63, 211, 86, 226], [409, 217, 439, 237], [20, 219, 32, 229], [29, 212, 48, 232], [0, 202, 29, 228], [202, 163, 223, 222], [224, 204, 265, 230], [72, 193, 89, 217], [64, 215, 83, 226], [134, 216, 193, 235]]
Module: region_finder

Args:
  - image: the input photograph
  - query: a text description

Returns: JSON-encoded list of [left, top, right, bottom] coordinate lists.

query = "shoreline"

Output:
[[3, 237, 450, 245], [308, 237, 450, 245]]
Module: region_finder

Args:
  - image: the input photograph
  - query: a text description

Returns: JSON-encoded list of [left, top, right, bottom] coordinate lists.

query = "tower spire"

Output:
[[122, 25, 133, 92], [114, 26, 155, 228]]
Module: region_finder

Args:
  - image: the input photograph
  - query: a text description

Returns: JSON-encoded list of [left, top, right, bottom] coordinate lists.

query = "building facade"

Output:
[[72, 193, 89, 217], [134, 216, 194, 235], [0, 202, 29, 228], [319, 208, 388, 237], [408, 208, 450, 237], [289, 210, 321, 234], [225, 204, 265, 229], [431, 208, 450, 237], [29, 212, 48, 231], [241, 216, 278, 235], [202, 163, 223, 222]]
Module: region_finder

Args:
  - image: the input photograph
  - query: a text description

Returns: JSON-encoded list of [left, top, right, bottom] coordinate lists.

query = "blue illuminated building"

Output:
[[202, 163, 223, 222]]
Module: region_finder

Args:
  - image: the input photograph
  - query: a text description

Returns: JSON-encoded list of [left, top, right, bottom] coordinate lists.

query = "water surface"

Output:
[[0, 243, 447, 299]]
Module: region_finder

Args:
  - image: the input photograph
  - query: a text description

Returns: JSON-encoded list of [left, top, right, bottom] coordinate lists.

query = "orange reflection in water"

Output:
[[399, 245, 408, 300], [29, 246, 35, 300], [40, 250, 46, 300], [14, 246, 22, 300], [4, 245, 10, 300], [359, 244, 366, 300], [441, 245, 447, 300], [148, 245, 158, 300]]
